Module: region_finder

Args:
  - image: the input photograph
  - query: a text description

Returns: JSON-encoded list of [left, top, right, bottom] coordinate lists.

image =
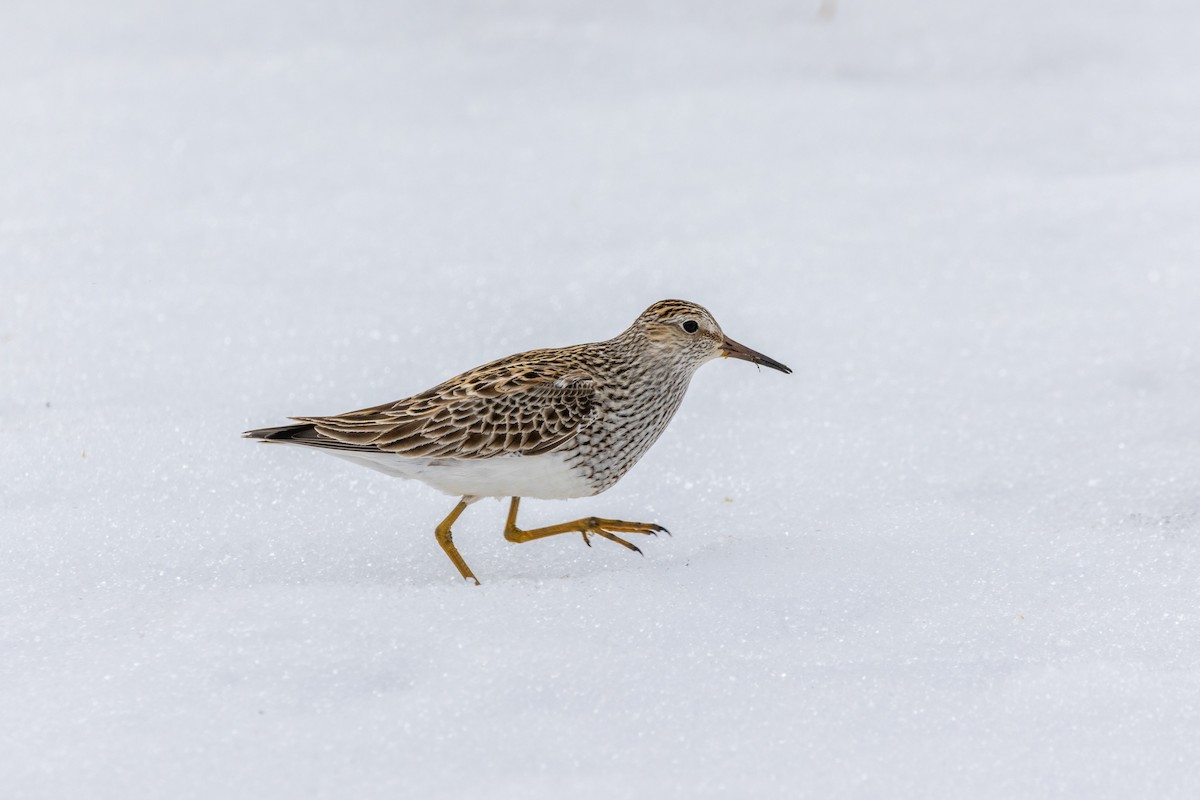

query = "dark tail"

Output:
[[242, 422, 319, 442]]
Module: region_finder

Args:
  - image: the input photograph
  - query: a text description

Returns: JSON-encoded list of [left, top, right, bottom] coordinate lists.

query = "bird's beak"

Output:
[[720, 336, 792, 374]]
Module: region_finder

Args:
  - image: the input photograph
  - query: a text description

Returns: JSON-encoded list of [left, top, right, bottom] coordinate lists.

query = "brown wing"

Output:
[[289, 352, 597, 460]]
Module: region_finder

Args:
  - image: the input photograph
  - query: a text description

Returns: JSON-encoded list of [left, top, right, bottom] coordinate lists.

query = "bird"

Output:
[[244, 299, 791, 584]]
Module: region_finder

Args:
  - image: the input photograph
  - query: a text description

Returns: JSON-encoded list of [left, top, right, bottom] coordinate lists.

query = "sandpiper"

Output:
[[244, 299, 790, 584]]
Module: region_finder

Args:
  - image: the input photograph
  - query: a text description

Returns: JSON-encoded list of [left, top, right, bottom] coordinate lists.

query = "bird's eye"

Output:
[[682, 320, 699, 334]]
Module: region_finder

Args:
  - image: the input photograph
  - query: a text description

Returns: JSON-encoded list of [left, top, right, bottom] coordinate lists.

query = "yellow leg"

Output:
[[435, 499, 480, 585], [502, 497, 667, 555]]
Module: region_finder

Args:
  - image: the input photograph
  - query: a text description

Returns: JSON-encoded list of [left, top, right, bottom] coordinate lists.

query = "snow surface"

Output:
[[3, 1, 1199, 797]]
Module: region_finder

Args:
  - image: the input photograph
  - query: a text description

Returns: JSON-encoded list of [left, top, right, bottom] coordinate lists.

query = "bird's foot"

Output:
[[576, 517, 668, 555], [506, 514, 668, 557]]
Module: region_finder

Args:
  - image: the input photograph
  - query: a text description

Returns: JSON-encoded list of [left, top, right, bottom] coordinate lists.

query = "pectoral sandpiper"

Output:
[[244, 299, 790, 584]]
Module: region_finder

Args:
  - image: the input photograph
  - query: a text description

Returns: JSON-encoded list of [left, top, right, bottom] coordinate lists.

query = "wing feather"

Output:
[[290, 351, 596, 460]]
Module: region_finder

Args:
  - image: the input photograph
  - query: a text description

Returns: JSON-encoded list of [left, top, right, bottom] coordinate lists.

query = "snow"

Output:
[[3, 0, 1199, 797]]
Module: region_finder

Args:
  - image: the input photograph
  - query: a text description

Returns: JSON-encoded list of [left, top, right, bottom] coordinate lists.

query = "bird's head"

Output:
[[628, 299, 792, 374]]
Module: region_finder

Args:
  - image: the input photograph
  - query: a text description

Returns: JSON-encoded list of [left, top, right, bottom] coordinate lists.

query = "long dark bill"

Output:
[[720, 336, 792, 374]]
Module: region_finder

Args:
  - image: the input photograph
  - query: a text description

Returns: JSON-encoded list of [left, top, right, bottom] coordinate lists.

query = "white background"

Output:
[[3, 1, 1198, 797]]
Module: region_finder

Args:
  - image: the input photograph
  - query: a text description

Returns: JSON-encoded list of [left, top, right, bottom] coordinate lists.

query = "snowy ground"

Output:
[[3, 1, 1199, 797]]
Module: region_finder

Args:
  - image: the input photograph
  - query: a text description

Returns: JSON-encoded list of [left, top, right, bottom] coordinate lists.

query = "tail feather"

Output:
[[243, 422, 321, 442], [243, 421, 378, 453]]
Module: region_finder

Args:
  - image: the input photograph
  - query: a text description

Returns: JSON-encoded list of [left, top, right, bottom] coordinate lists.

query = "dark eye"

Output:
[[682, 320, 699, 334]]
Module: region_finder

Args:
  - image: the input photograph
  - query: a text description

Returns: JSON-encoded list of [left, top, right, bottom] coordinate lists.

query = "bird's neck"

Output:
[[605, 330, 701, 387]]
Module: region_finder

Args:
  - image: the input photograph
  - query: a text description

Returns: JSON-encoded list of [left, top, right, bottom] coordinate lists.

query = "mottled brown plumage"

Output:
[[245, 299, 790, 584]]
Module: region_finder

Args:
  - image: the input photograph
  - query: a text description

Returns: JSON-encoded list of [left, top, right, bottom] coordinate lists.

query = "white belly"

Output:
[[319, 449, 597, 500]]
